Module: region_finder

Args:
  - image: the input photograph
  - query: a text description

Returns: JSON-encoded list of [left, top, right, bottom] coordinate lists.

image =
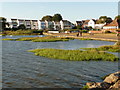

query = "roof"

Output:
[[83, 20, 90, 24], [11, 19, 17, 20], [18, 19, 24, 21], [104, 19, 119, 27], [76, 21, 83, 23]]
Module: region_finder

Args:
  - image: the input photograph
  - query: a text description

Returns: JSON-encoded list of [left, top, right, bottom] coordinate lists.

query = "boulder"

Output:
[[109, 80, 120, 89], [86, 82, 101, 88], [104, 71, 120, 84], [84, 71, 120, 90]]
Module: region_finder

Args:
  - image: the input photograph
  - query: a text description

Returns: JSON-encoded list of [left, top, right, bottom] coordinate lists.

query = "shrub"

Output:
[[105, 30, 111, 33], [82, 30, 89, 33]]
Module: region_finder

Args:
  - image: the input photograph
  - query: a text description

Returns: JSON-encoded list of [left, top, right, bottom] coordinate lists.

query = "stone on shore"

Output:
[[85, 71, 120, 89]]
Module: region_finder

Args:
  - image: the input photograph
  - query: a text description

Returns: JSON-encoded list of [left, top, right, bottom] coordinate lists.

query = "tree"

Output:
[[99, 16, 107, 21], [18, 24, 26, 30], [52, 14, 63, 22], [41, 15, 53, 21], [77, 25, 82, 30], [0, 17, 7, 31], [106, 17, 112, 24], [97, 16, 112, 24], [115, 15, 120, 20], [115, 15, 120, 28]]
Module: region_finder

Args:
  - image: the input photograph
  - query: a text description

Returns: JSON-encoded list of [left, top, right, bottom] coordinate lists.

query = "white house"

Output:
[[25, 20, 31, 29], [53, 21, 61, 30], [60, 20, 73, 30], [39, 20, 73, 30], [88, 19, 96, 28], [39, 20, 46, 30], [95, 23, 106, 29], [10, 18, 39, 29], [10, 19, 18, 28], [82, 19, 106, 29], [31, 20, 39, 29], [103, 19, 119, 29]]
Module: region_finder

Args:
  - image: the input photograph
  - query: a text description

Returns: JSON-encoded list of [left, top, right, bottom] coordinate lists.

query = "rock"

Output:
[[86, 82, 101, 88], [109, 80, 120, 89], [114, 41, 120, 45], [100, 82, 111, 89], [104, 71, 120, 84], [86, 82, 111, 89], [84, 71, 120, 90]]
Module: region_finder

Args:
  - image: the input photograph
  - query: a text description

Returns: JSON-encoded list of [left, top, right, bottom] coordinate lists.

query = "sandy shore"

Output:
[[44, 33, 119, 42]]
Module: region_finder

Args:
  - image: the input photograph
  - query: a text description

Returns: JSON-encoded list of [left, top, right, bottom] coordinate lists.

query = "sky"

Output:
[[1, 2, 118, 23]]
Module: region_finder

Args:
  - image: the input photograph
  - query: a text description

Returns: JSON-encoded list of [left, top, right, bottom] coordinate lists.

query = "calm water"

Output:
[[2, 35, 118, 88]]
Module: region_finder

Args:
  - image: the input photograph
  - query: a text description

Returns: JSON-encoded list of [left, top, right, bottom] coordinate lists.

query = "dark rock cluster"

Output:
[[86, 71, 120, 90]]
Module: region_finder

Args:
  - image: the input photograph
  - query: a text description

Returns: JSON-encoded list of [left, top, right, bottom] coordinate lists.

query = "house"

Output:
[[10, 18, 39, 29], [39, 20, 73, 31], [53, 21, 61, 30], [95, 22, 106, 29], [82, 20, 90, 28], [25, 20, 31, 29], [103, 19, 119, 30], [76, 21, 83, 26], [39, 20, 54, 30], [31, 20, 39, 29], [11, 19, 18, 28], [88, 19, 96, 28], [46, 20, 54, 30], [60, 20, 73, 30], [18, 19, 25, 25], [82, 19, 106, 29], [39, 20, 46, 30]]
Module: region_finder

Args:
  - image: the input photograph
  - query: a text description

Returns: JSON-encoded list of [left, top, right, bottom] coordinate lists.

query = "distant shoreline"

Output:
[[44, 33, 119, 42]]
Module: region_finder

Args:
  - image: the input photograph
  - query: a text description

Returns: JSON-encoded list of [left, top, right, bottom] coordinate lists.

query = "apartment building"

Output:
[[10, 19, 39, 29], [60, 20, 73, 30], [39, 20, 73, 30]]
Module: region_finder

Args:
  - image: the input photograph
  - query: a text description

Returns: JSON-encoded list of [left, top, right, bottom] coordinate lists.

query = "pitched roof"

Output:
[[104, 19, 119, 27], [83, 20, 90, 24]]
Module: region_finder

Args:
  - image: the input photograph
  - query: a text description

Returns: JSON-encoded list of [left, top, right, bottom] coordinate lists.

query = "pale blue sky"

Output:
[[1, 2, 118, 23]]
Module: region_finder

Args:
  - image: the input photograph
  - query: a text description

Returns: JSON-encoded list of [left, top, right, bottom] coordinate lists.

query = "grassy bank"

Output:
[[28, 48, 118, 61], [2, 36, 74, 42], [2, 30, 43, 36], [81, 41, 120, 52]]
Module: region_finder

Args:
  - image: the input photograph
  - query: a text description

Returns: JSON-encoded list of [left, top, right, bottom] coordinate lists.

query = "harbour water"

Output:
[[2, 35, 118, 88]]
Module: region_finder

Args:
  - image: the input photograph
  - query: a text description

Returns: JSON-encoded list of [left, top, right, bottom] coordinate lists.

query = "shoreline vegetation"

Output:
[[28, 48, 119, 61], [44, 33, 118, 42], [81, 41, 120, 52], [1, 30, 118, 42], [2, 36, 74, 42], [0, 30, 43, 36]]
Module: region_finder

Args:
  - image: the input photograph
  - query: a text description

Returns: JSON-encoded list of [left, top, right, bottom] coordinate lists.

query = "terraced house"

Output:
[[7, 18, 73, 30], [39, 20, 73, 30], [9, 19, 39, 29]]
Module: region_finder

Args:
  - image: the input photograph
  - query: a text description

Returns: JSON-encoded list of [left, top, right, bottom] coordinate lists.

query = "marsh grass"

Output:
[[28, 48, 118, 61], [81, 44, 120, 52], [2, 36, 74, 42], [2, 38, 16, 41], [78, 38, 93, 40], [2, 30, 43, 36], [81, 85, 89, 90]]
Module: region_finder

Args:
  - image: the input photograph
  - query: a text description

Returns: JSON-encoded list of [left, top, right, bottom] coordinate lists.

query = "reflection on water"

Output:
[[2, 35, 118, 88]]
